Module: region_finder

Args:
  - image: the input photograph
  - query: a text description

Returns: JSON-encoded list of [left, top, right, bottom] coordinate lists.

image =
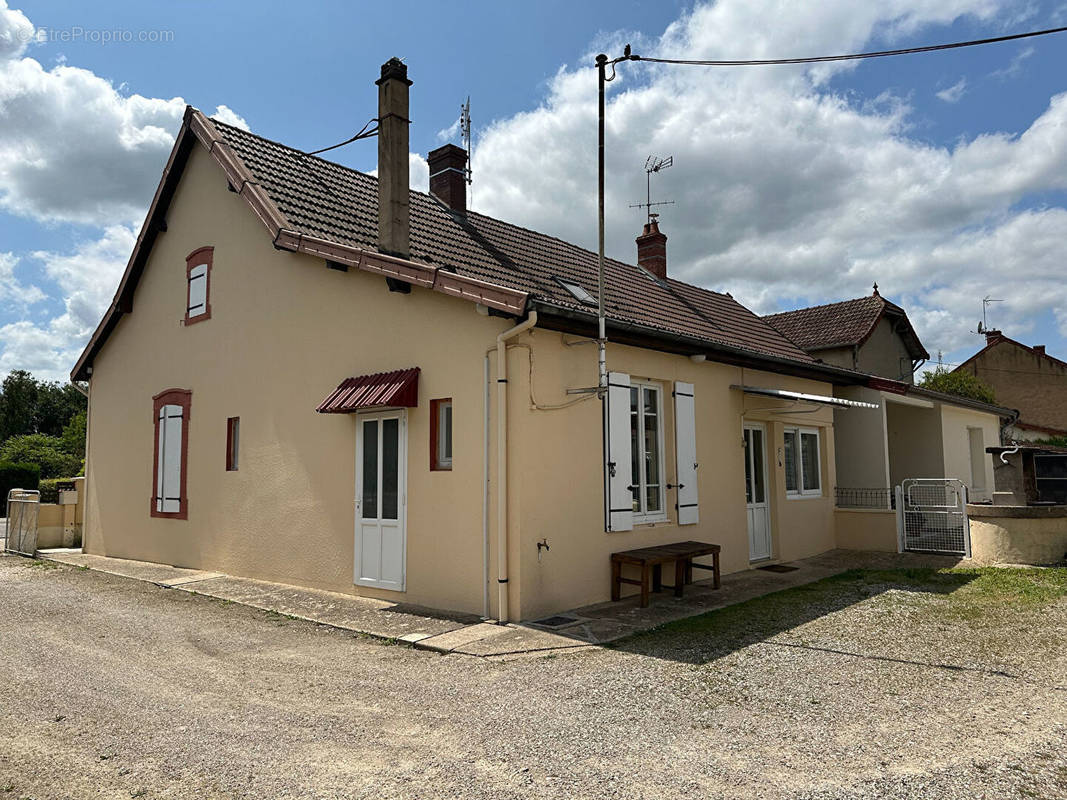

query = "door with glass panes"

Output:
[[355, 410, 407, 590], [744, 423, 772, 561]]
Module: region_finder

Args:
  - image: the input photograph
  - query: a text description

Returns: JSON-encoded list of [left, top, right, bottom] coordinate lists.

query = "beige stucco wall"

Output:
[[832, 386, 890, 491], [886, 399, 944, 489], [83, 139, 851, 622], [940, 404, 999, 502], [834, 508, 898, 552], [810, 318, 915, 383], [84, 144, 503, 615], [970, 514, 1067, 565], [506, 332, 839, 620]]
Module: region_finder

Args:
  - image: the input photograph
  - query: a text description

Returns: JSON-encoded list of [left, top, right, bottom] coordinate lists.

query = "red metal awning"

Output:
[[316, 367, 420, 413]]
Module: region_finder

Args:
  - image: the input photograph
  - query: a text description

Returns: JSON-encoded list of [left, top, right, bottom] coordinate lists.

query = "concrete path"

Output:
[[37, 547, 962, 659]]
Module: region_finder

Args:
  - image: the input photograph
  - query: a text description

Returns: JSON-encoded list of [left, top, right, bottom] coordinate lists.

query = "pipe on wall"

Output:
[[482, 354, 490, 619], [495, 311, 538, 622]]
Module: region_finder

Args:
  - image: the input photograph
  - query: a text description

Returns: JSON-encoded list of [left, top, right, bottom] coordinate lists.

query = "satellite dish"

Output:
[[977, 321, 985, 334]]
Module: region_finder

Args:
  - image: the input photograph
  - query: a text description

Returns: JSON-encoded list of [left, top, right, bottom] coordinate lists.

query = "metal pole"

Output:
[[596, 53, 608, 394]]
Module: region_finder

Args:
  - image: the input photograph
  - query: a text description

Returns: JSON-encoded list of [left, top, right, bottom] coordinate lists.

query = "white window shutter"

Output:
[[674, 381, 699, 525], [188, 264, 208, 316], [605, 372, 633, 532], [160, 405, 183, 513]]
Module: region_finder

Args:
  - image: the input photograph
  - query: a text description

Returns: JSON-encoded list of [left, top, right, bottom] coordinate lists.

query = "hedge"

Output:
[[39, 477, 77, 504], [0, 462, 41, 515]]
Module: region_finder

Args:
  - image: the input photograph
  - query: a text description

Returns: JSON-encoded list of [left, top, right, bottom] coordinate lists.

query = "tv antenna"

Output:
[[975, 296, 1003, 334], [460, 97, 472, 206], [628, 155, 675, 223]]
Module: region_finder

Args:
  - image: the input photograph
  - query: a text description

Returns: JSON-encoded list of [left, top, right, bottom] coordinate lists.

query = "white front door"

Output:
[[744, 424, 772, 561], [355, 410, 407, 591]]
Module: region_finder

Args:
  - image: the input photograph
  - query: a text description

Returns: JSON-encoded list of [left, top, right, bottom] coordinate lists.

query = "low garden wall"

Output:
[[834, 508, 899, 552], [967, 504, 1067, 566]]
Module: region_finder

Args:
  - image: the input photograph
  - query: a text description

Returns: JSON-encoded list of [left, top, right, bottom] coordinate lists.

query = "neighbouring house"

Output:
[[766, 291, 1014, 548], [954, 330, 1067, 441], [764, 287, 930, 383], [74, 59, 1002, 622]]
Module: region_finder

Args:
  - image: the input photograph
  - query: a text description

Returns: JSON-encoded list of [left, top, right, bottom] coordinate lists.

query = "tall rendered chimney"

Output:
[[427, 144, 467, 214], [377, 57, 412, 258], [636, 217, 668, 279]]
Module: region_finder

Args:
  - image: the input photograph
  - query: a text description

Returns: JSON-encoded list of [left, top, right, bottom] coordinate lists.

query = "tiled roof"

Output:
[[763, 296, 886, 351], [213, 120, 812, 364]]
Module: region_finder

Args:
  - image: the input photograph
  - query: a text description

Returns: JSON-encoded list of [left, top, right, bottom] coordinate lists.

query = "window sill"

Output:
[[633, 515, 671, 528], [786, 492, 823, 501]]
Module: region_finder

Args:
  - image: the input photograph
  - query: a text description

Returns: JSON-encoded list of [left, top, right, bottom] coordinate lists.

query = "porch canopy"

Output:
[[317, 367, 420, 413], [732, 385, 879, 409]]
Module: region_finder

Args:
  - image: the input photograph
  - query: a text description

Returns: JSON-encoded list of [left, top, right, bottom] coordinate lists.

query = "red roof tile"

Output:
[[212, 119, 813, 364], [763, 294, 929, 360]]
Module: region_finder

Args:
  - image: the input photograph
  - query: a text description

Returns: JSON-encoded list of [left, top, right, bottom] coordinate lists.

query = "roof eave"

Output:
[[530, 299, 870, 385]]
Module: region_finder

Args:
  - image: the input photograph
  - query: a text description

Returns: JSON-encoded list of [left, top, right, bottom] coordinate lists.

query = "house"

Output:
[[763, 288, 930, 383], [954, 331, 1067, 441], [74, 59, 991, 623]]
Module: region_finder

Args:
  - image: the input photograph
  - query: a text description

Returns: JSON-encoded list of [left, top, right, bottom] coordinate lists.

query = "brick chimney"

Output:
[[985, 329, 1003, 345], [636, 217, 668, 279], [376, 57, 412, 258], [428, 144, 467, 214], [1034, 345, 1046, 356]]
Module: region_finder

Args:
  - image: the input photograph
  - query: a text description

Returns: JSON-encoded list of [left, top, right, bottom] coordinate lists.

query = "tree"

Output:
[[0, 434, 83, 478], [61, 409, 88, 458], [0, 370, 39, 441], [0, 370, 87, 441], [918, 367, 997, 405], [36, 381, 87, 437]]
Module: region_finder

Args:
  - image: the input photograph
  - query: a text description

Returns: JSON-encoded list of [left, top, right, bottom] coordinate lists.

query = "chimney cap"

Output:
[[377, 57, 412, 87]]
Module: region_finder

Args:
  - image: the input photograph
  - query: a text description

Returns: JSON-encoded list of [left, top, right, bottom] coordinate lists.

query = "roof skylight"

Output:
[[556, 277, 596, 306]]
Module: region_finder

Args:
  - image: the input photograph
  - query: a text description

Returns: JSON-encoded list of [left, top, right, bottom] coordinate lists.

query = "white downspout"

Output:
[[482, 354, 490, 619], [496, 310, 538, 623]]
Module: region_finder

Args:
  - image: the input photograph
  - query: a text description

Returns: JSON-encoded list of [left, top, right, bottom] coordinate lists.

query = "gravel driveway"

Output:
[[1, 555, 1065, 799]]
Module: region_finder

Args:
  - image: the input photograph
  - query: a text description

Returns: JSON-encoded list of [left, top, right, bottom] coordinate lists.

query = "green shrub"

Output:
[[0, 462, 40, 515], [918, 366, 997, 405], [0, 434, 82, 479], [38, 477, 77, 504]]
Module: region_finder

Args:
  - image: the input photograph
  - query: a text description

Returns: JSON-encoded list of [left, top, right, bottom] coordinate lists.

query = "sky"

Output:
[[1, 0, 1066, 382]]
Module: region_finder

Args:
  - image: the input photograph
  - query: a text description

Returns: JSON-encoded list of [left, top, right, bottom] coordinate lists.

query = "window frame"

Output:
[[630, 379, 668, 524], [430, 398, 453, 471], [784, 426, 822, 499], [151, 389, 192, 519], [226, 416, 240, 472], [185, 246, 213, 325]]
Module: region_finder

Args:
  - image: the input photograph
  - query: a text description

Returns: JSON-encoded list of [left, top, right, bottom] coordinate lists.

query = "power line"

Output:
[[615, 25, 1067, 68]]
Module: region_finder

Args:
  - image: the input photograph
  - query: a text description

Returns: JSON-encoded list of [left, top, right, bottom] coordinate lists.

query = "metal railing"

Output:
[[835, 487, 895, 510], [4, 489, 41, 557]]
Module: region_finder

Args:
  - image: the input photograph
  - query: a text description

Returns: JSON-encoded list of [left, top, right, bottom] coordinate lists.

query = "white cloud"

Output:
[[0, 1, 247, 226], [436, 116, 461, 143], [0, 225, 134, 381], [470, 0, 1066, 362], [0, 251, 45, 307], [936, 77, 967, 103], [212, 104, 250, 131], [990, 45, 1035, 79]]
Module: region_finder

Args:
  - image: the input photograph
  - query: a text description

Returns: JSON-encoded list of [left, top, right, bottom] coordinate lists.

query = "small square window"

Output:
[[431, 398, 452, 471], [226, 416, 240, 471]]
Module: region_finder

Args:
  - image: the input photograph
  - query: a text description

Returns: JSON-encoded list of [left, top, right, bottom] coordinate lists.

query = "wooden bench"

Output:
[[611, 541, 721, 608]]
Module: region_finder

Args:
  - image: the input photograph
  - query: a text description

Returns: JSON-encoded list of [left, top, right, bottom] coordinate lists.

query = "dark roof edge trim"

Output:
[[530, 300, 871, 386]]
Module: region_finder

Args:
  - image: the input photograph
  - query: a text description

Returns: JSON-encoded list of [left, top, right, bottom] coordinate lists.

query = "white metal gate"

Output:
[[895, 478, 971, 557], [4, 489, 41, 557]]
